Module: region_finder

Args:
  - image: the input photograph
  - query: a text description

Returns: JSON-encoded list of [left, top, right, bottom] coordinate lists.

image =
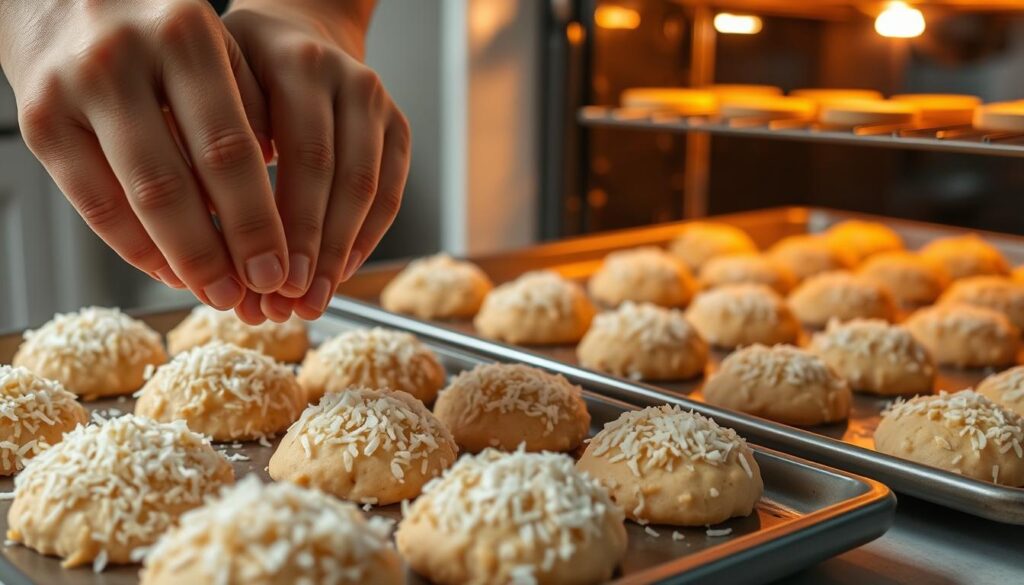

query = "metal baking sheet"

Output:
[[0, 307, 893, 585], [332, 206, 1024, 524]]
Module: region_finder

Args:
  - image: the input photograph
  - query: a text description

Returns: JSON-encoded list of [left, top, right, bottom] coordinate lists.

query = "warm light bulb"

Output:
[[713, 13, 763, 35], [875, 1, 925, 38], [595, 5, 641, 30]]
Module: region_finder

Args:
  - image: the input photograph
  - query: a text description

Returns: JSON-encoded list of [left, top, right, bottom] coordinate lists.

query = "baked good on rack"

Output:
[[167, 305, 309, 363], [938, 275, 1024, 332], [668, 221, 758, 271], [790, 88, 883, 103], [767, 234, 856, 282], [809, 319, 934, 396], [5, 415, 233, 571], [587, 246, 696, 308], [1, 365, 87, 476], [818, 99, 920, 127], [12, 306, 167, 400], [874, 390, 1024, 485], [788, 271, 897, 328], [577, 302, 708, 381], [297, 327, 445, 404], [685, 284, 800, 348], [904, 303, 1019, 368], [380, 253, 494, 319], [823, 220, 904, 263], [718, 95, 815, 120], [977, 366, 1024, 417], [698, 253, 797, 294], [919, 234, 1010, 280], [434, 364, 589, 453], [973, 101, 1024, 132], [269, 387, 457, 505], [396, 448, 627, 585], [858, 251, 951, 307], [135, 342, 305, 442], [620, 87, 717, 116], [891, 94, 980, 126], [703, 344, 852, 426], [474, 270, 596, 345]]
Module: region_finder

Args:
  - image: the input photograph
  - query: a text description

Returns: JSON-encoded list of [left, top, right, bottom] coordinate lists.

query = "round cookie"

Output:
[[474, 271, 596, 345], [977, 366, 1024, 418], [6, 415, 233, 571], [577, 405, 763, 527], [938, 275, 1024, 332], [904, 303, 1020, 368], [703, 344, 852, 426], [858, 251, 951, 307], [787, 271, 897, 328], [577, 302, 708, 381], [824, 220, 904, 263], [167, 305, 309, 363], [768, 235, 856, 282], [587, 246, 697, 308], [396, 448, 627, 585], [809, 319, 934, 395], [668, 222, 758, 271], [381, 254, 494, 319], [12, 307, 167, 400], [1, 366, 87, 476], [698, 253, 797, 295], [297, 327, 445, 404], [433, 364, 590, 453], [875, 390, 1024, 485], [140, 476, 402, 585], [135, 342, 306, 442], [685, 284, 800, 349], [919, 234, 1010, 280], [269, 387, 457, 505]]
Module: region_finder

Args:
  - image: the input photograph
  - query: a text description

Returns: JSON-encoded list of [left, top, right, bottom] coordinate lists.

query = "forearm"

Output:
[[227, 0, 377, 58]]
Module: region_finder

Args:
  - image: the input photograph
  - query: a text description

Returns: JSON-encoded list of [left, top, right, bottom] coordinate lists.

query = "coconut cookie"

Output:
[[12, 307, 167, 400], [577, 302, 708, 381], [474, 271, 596, 345], [919, 234, 1010, 280], [939, 276, 1024, 332], [381, 254, 494, 319], [587, 246, 697, 308], [858, 251, 951, 307], [809, 319, 934, 396], [767, 235, 855, 282], [6, 415, 233, 571], [685, 284, 800, 349], [167, 305, 309, 363], [140, 476, 402, 585], [577, 405, 763, 527], [788, 271, 897, 328], [703, 344, 852, 426], [823, 220, 904, 263], [905, 303, 1019, 368], [298, 327, 445, 404], [269, 387, 457, 505], [433, 364, 590, 453], [668, 222, 757, 271], [875, 391, 1024, 485], [135, 342, 306, 442], [0, 366, 87, 476], [396, 448, 627, 585], [977, 366, 1024, 418], [698, 253, 797, 295]]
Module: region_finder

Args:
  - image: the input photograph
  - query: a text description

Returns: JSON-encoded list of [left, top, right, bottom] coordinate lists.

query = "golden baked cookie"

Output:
[[685, 284, 800, 349], [904, 303, 1020, 368], [977, 366, 1024, 418], [1013, 265, 1024, 284], [919, 234, 1010, 280], [938, 275, 1024, 332], [167, 305, 309, 363], [788, 271, 897, 328], [1, 365, 87, 476], [767, 234, 856, 282], [587, 246, 696, 308], [474, 271, 596, 345], [858, 251, 951, 307], [698, 253, 797, 295], [809, 319, 934, 395], [381, 254, 494, 319], [824, 220, 904, 263], [668, 222, 758, 271]]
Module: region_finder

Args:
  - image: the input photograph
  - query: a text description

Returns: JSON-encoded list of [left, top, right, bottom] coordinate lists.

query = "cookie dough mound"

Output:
[[269, 387, 457, 505], [809, 319, 934, 395], [167, 305, 309, 363], [703, 344, 852, 426], [858, 251, 951, 307], [12, 307, 167, 400], [824, 220, 904, 263], [904, 303, 1019, 368], [788, 271, 897, 328], [6, 415, 233, 571], [668, 222, 758, 271], [939, 275, 1024, 332], [919, 234, 1010, 280], [587, 246, 696, 308], [698, 253, 797, 295], [140, 476, 402, 585], [135, 342, 306, 442], [434, 364, 590, 453], [1, 366, 87, 476], [685, 284, 800, 348], [577, 302, 708, 380], [875, 391, 1024, 485], [767, 235, 856, 282], [396, 448, 627, 585], [381, 254, 494, 319], [577, 405, 763, 526], [298, 327, 445, 404], [474, 271, 596, 345], [977, 366, 1024, 417]]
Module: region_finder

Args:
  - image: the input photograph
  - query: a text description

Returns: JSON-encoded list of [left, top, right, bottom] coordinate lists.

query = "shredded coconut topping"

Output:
[[883, 390, 1024, 455], [391, 253, 490, 290], [722, 344, 845, 390], [813, 319, 931, 366], [908, 303, 1017, 338], [688, 284, 786, 324], [481, 271, 583, 318], [590, 302, 702, 349], [181, 306, 305, 350], [313, 328, 441, 393], [1, 366, 85, 472], [598, 247, 687, 282]]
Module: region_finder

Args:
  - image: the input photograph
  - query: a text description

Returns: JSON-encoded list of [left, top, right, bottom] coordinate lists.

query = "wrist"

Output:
[[227, 0, 369, 60]]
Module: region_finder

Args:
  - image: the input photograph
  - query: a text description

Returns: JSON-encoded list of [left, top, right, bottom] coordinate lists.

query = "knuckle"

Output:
[[295, 139, 334, 175], [284, 211, 324, 242], [391, 113, 412, 156], [156, 2, 213, 47], [341, 163, 379, 207], [224, 211, 274, 239], [198, 129, 260, 172], [73, 192, 123, 229], [319, 237, 350, 266], [18, 94, 63, 155], [173, 245, 222, 276], [376, 186, 404, 218], [120, 240, 162, 268], [350, 67, 383, 102], [71, 27, 139, 88], [128, 168, 186, 212]]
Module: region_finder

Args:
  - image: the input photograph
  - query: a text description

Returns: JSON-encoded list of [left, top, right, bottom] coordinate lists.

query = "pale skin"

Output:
[[0, 0, 409, 324]]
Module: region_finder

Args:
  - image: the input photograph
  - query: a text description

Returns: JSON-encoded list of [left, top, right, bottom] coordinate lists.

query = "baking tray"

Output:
[[0, 307, 894, 585], [332, 206, 1024, 524]]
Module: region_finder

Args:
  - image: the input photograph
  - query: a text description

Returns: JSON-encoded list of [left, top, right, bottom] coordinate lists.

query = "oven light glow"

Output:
[[875, 1, 925, 39], [595, 5, 641, 30], [713, 13, 763, 35]]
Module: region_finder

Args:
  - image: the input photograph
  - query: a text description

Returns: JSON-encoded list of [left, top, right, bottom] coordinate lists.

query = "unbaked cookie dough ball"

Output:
[[140, 476, 402, 585], [904, 303, 1020, 368], [703, 344, 852, 426], [381, 254, 494, 319], [577, 302, 708, 381], [919, 234, 1010, 280], [698, 253, 797, 295], [767, 235, 856, 282], [1, 366, 87, 476], [474, 271, 596, 345], [587, 246, 696, 308], [433, 364, 589, 453], [809, 319, 934, 396], [298, 327, 445, 404], [685, 284, 800, 349], [977, 366, 1024, 417], [668, 221, 758, 271], [135, 342, 306, 442], [939, 275, 1024, 332], [858, 251, 951, 307], [6, 415, 233, 571], [875, 390, 1024, 485], [396, 449, 627, 585], [167, 305, 309, 363], [824, 220, 904, 263], [577, 405, 763, 526], [269, 387, 457, 505], [788, 271, 897, 328], [12, 307, 167, 400]]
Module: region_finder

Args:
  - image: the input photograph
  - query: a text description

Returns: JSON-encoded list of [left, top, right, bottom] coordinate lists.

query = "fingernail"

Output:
[[203, 276, 244, 309], [262, 293, 295, 322], [303, 276, 333, 314], [155, 266, 185, 288], [245, 252, 285, 290], [342, 251, 364, 281], [286, 253, 311, 291]]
